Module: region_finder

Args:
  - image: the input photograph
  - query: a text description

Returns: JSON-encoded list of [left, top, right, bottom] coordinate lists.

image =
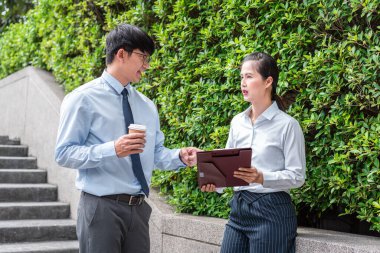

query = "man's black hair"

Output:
[[105, 24, 155, 64]]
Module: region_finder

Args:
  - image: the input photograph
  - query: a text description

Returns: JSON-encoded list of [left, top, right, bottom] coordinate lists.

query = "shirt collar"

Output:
[[243, 101, 280, 121], [262, 101, 280, 120], [101, 70, 132, 95]]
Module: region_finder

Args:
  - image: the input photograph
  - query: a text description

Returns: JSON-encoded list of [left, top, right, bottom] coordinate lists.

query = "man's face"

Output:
[[121, 49, 150, 83]]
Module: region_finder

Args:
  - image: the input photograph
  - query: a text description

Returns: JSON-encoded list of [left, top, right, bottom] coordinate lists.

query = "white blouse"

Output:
[[225, 102, 306, 193]]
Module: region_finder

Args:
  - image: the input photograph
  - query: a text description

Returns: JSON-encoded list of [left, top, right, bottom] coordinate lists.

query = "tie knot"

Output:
[[121, 89, 128, 98]]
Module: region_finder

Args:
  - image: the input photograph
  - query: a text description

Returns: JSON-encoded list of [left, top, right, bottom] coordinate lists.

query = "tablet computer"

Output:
[[196, 148, 252, 188]]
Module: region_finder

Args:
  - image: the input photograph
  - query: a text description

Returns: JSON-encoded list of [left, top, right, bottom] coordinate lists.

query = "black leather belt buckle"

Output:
[[101, 194, 144, 206], [128, 195, 144, 206]]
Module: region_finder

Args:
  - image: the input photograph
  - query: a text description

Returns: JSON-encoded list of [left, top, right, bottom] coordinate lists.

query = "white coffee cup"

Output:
[[128, 124, 147, 134]]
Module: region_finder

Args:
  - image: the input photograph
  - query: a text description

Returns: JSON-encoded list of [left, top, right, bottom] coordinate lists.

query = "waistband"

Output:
[[83, 192, 145, 206]]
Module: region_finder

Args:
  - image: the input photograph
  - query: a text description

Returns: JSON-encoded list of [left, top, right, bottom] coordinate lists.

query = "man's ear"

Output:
[[115, 48, 125, 63]]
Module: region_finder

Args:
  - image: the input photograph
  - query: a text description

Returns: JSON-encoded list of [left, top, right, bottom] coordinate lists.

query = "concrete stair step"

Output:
[[0, 169, 46, 183], [0, 240, 79, 253], [0, 219, 77, 243], [0, 202, 70, 220], [0, 145, 28, 157], [0, 136, 79, 251], [0, 157, 37, 169], [0, 184, 57, 202], [0, 136, 20, 145]]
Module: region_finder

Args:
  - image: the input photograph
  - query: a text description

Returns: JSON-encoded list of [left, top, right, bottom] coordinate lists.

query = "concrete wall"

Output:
[[1, 67, 379, 252], [147, 189, 380, 253], [0, 67, 80, 219]]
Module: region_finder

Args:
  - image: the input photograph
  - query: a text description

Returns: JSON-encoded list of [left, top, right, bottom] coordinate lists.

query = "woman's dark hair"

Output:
[[242, 52, 285, 111], [105, 24, 155, 64]]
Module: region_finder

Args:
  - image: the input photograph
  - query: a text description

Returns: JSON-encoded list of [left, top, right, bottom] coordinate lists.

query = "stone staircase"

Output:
[[0, 136, 79, 253]]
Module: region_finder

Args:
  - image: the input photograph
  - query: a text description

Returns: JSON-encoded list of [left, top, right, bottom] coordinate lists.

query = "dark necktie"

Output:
[[121, 89, 149, 196]]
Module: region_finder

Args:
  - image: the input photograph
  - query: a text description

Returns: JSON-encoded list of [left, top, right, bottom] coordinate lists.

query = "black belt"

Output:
[[102, 194, 145, 206]]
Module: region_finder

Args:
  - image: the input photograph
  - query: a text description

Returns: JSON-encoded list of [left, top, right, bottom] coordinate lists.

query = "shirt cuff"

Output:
[[216, 187, 225, 194], [99, 141, 117, 157], [262, 171, 277, 188], [175, 149, 187, 168]]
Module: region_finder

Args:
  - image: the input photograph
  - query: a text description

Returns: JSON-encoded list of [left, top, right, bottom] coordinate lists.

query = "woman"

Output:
[[201, 52, 306, 253]]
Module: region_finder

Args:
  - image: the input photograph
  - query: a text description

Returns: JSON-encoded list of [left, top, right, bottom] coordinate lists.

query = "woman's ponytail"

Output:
[[273, 94, 286, 111]]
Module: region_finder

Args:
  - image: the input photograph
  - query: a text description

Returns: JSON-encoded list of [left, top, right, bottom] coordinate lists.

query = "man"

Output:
[[55, 24, 199, 253]]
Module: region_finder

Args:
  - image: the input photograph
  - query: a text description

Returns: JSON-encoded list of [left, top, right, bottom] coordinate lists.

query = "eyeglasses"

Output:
[[132, 51, 150, 64]]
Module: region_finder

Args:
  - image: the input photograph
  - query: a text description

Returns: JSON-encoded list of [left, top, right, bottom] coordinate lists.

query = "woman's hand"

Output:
[[201, 184, 216, 192], [233, 167, 264, 184]]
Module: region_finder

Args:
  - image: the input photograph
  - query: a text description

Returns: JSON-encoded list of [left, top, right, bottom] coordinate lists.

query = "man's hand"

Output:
[[114, 133, 146, 158], [179, 147, 202, 167], [233, 167, 264, 184]]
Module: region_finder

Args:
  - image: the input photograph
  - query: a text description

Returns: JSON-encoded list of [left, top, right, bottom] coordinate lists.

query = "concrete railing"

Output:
[[1, 67, 379, 252]]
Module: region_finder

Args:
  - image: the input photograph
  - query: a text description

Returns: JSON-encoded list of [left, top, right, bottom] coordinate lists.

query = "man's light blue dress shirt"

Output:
[[55, 71, 185, 196]]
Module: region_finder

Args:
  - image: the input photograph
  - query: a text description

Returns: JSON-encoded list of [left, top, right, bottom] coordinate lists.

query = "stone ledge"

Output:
[[296, 227, 380, 253], [146, 188, 380, 253]]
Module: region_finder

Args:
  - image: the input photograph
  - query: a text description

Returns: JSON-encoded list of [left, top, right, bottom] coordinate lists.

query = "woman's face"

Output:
[[240, 60, 271, 103]]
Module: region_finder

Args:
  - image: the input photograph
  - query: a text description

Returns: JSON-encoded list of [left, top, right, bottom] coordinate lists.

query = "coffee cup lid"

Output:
[[128, 124, 146, 131]]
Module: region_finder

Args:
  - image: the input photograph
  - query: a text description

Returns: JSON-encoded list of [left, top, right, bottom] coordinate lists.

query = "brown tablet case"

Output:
[[196, 148, 252, 188]]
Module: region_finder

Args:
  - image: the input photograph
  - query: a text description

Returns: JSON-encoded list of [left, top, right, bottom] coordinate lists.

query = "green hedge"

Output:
[[0, 0, 379, 231]]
